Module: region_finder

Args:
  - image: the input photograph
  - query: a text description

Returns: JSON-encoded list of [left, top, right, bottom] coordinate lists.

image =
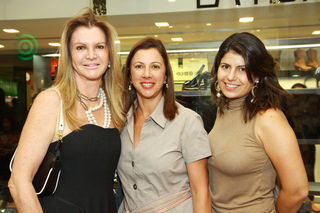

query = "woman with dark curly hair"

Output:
[[208, 32, 308, 213]]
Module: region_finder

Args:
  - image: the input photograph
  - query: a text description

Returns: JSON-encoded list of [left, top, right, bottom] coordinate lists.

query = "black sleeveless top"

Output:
[[40, 124, 121, 213]]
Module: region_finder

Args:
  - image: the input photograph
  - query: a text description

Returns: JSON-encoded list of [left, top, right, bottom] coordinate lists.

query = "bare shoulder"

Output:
[[256, 108, 287, 129], [31, 88, 60, 113], [255, 108, 293, 146], [26, 88, 61, 129]]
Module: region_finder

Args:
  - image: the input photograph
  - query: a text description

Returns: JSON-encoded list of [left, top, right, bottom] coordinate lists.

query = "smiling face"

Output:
[[217, 50, 257, 100], [130, 48, 166, 103], [70, 26, 109, 83]]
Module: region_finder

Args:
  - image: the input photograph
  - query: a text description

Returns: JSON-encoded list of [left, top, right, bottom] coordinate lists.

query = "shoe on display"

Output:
[[294, 49, 313, 71], [182, 64, 205, 91], [199, 71, 213, 90], [306, 48, 319, 69]]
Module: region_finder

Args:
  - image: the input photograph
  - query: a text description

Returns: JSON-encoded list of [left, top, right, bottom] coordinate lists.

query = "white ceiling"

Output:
[[0, 2, 319, 56]]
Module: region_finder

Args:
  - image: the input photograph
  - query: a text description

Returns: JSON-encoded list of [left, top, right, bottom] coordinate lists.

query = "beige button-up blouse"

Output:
[[117, 97, 211, 212]]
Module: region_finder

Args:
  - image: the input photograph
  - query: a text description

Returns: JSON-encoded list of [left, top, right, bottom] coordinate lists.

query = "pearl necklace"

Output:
[[83, 88, 111, 128]]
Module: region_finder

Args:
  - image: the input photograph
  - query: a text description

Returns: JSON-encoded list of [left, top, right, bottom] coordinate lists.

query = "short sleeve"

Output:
[[180, 110, 212, 163]]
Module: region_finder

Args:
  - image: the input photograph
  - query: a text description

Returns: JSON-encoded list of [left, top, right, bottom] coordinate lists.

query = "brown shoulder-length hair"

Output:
[[53, 8, 125, 131], [210, 32, 288, 122], [123, 37, 178, 120]]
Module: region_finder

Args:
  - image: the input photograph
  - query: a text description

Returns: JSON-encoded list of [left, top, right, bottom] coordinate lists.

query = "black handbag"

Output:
[[32, 138, 62, 197], [10, 91, 64, 197]]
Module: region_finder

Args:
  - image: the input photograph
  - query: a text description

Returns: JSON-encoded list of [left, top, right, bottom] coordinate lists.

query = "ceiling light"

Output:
[[0, 44, 4, 48], [206, 23, 212, 26], [42, 53, 60, 57], [154, 35, 158, 38], [169, 26, 173, 29], [45, 43, 320, 57], [3, 28, 20, 33], [171, 37, 183, 42], [48, 42, 60, 47], [312, 31, 320, 35], [155, 22, 169, 27], [118, 35, 145, 39], [266, 43, 320, 50], [168, 0, 176, 2], [239, 17, 254, 23], [114, 40, 120, 44]]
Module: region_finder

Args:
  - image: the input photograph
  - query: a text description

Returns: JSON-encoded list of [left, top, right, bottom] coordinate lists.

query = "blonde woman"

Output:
[[9, 8, 125, 213]]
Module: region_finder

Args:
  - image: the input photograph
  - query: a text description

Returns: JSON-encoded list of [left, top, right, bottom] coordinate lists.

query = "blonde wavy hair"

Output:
[[53, 8, 125, 131]]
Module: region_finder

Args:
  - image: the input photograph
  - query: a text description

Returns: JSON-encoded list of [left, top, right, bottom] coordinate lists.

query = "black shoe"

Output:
[[199, 71, 212, 90], [182, 64, 205, 90]]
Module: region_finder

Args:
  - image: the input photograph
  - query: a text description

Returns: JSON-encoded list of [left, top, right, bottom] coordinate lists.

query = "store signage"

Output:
[[16, 34, 39, 61], [93, 0, 106, 15], [197, 0, 308, 8]]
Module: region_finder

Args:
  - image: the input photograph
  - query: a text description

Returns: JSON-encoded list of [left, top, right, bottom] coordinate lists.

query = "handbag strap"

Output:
[[9, 88, 64, 171], [55, 88, 64, 141]]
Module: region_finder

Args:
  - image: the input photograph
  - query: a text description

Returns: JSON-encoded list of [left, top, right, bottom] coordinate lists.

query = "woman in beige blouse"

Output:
[[117, 37, 212, 212], [208, 32, 308, 213]]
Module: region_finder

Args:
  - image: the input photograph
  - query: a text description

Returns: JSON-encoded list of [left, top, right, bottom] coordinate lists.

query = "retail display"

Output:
[[182, 64, 212, 91], [294, 49, 313, 71], [307, 48, 319, 69], [182, 64, 205, 90]]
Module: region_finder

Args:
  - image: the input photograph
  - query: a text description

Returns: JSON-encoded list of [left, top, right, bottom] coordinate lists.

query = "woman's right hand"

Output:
[[8, 89, 60, 213]]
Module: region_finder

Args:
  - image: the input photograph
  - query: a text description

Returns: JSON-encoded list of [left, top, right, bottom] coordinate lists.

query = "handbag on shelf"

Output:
[[9, 92, 64, 197]]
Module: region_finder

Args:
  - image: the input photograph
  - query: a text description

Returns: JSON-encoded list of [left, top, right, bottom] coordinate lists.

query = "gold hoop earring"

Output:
[[215, 81, 221, 98], [250, 80, 259, 103]]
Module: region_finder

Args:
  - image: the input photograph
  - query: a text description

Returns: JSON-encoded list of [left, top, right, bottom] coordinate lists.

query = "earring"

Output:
[[107, 60, 111, 69], [128, 83, 132, 91], [164, 82, 168, 89], [250, 80, 259, 103], [215, 81, 221, 98]]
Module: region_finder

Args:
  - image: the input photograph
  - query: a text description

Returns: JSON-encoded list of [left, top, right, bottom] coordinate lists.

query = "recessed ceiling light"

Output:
[[155, 22, 169, 27], [0, 44, 4, 48], [206, 23, 212, 26], [114, 40, 120, 44], [256, 29, 261, 32], [118, 35, 145, 40], [168, 0, 176, 2], [42, 53, 60, 57], [239, 17, 254, 23], [3, 28, 20, 33], [312, 31, 320, 35], [154, 35, 158, 38], [48, 42, 61, 47], [171, 37, 183, 42]]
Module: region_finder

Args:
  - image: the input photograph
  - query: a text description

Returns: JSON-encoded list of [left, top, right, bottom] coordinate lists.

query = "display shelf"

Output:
[[278, 69, 319, 78], [175, 90, 211, 96], [175, 87, 320, 97]]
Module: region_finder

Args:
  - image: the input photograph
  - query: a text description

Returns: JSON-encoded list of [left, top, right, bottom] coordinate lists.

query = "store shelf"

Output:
[[278, 69, 319, 78], [175, 90, 211, 96]]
